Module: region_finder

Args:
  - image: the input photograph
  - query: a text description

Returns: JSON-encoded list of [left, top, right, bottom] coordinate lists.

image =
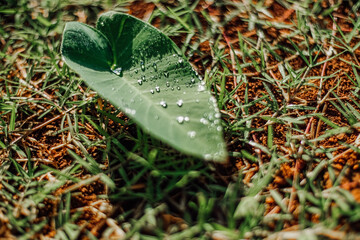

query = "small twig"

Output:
[[9, 105, 77, 147], [222, 31, 237, 87], [269, 69, 289, 103], [252, 134, 263, 166]]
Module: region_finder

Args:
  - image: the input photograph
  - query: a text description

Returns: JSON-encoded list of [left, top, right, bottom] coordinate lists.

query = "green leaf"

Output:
[[61, 12, 227, 161]]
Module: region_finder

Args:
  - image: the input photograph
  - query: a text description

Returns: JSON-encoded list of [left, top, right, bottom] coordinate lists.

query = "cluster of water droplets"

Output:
[[111, 63, 123, 76], [112, 47, 225, 148], [187, 131, 196, 139], [126, 51, 207, 98], [176, 99, 183, 107], [159, 100, 167, 108], [176, 116, 190, 124]]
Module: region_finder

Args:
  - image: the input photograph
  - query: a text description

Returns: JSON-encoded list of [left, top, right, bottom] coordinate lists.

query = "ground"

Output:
[[1, 0, 360, 239]]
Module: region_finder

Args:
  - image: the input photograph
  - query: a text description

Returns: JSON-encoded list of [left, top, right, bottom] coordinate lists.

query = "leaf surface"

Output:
[[61, 12, 227, 161]]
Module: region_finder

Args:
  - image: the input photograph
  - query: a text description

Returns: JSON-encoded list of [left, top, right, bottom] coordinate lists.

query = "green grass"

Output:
[[1, 0, 360, 239]]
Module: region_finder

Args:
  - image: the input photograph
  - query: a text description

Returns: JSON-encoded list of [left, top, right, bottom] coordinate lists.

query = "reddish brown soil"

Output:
[[1, 0, 360, 239]]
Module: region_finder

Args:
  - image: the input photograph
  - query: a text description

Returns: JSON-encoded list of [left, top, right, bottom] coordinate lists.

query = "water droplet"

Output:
[[135, 69, 138, 74], [177, 86, 181, 90], [112, 67, 122, 76], [184, 116, 190, 122], [164, 72, 169, 78], [178, 58, 183, 64], [140, 60, 145, 71], [150, 89, 154, 94], [195, 99, 200, 103], [209, 97, 217, 104], [111, 87, 115, 91], [200, 118, 209, 125], [141, 76, 146, 81], [137, 79, 142, 85], [187, 131, 196, 138], [176, 116, 184, 124], [176, 99, 183, 107], [160, 100, 167, 108], [155, 86, 160, 92], [153, 62, 157, 71], [215, 113, 221, 119], [217, 126, 223, 132], [204, 154, 212, 160], [171, 87, 174, 91], [125, 108, 136, 115], [166, 81, 170, 87], [191, 78, 195, 84], [198, 85, 206, 92]]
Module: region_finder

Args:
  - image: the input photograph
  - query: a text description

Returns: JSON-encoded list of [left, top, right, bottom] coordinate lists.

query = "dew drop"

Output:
[[141, 75, 146, 81], [187, 131, 196, 138], [150, 89, 154, 94], [135, 69, 138, 74], [112, 67, 122, 76], [176, 99, 183, 107], [217, 126, 223, 132], [137, 79, 143, 85], [160, 100, 167, 108], [184, 116, 190, 122], [155, 86, 160, 92], [204, 154, 212, 160], [178, 58, 183, 64], [171, 87, 174, 91], [176, 116, 184, 124], [198, 85, 206, 92], [111, 87, 115, 91], [200, 118, 209, 125], [166, 81, 170, 87], [191, 78, 195, 84], [140, 60, 145, 71], [153, 62, 157, 71], [125, 108, 136, 115], [164, 72, 169, 78], [177, 86, 181, 90], [215, 112, 221, 119]]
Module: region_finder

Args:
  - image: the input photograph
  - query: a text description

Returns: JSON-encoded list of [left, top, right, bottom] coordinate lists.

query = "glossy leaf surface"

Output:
[[61, 12, 227, 161]]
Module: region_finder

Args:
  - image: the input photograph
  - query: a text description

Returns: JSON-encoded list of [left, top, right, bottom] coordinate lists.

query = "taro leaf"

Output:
[[61, 12, 227, 162]]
